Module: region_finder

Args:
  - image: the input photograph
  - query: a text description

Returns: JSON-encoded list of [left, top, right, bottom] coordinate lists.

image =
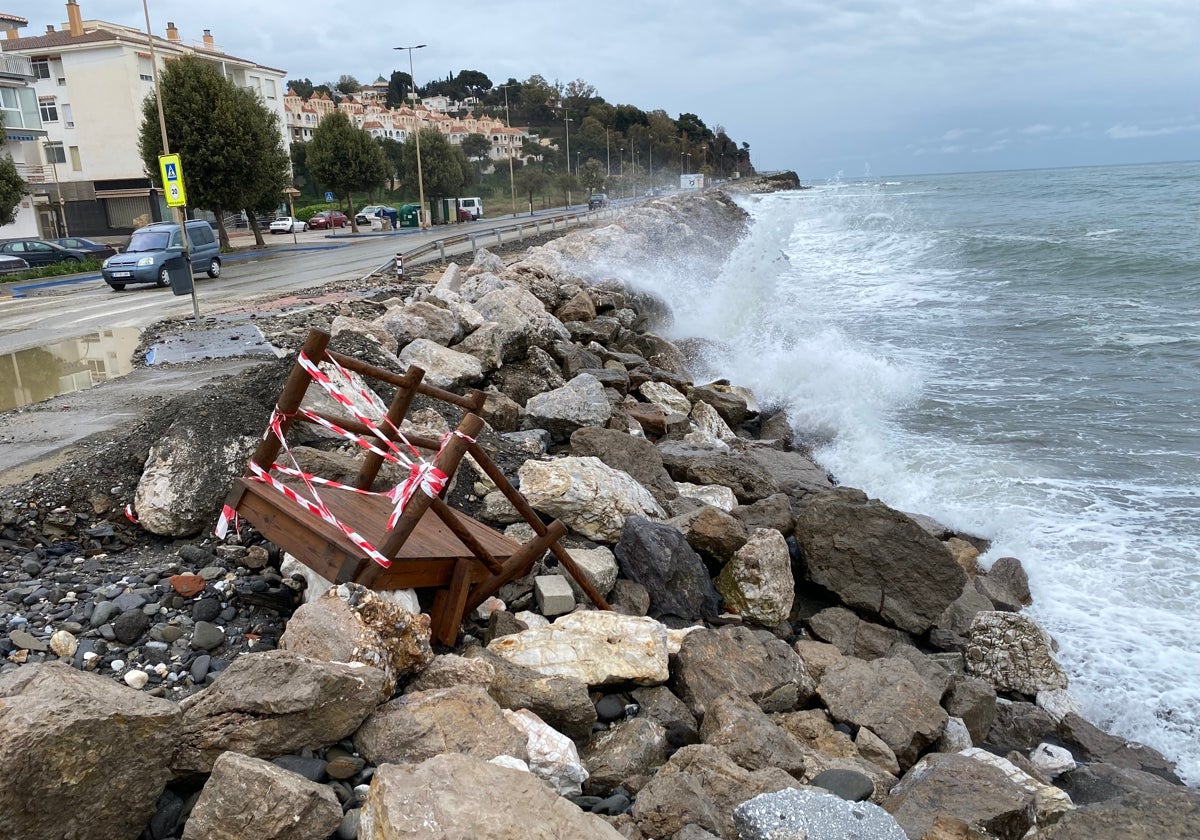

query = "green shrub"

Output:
[[294, 204, 329, 222], [0, 258, 104, 284]]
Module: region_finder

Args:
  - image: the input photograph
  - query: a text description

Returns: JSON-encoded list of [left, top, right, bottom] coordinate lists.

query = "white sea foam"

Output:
[[629, 177, 1200, 785]]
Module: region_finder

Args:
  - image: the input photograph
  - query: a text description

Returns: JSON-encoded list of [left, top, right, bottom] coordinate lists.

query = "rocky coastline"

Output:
[[2, 176, 1197, 839]]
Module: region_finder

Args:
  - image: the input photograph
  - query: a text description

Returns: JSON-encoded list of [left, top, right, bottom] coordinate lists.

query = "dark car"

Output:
[[51, 236, 118, 260], [0, 238, 90, 267], [307, 210, 349, 230], [588, 193, 608, 210], [0, 253, 29, 276]]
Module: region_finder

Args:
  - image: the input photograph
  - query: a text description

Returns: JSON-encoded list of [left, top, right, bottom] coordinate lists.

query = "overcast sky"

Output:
[[8, 0, 1198, 178]]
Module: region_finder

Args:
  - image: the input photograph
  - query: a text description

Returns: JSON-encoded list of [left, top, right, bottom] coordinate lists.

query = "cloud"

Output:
[[1019, 124, 1056, 135], [1106, 122, 1200, 140], [941, 128, 976, 141]]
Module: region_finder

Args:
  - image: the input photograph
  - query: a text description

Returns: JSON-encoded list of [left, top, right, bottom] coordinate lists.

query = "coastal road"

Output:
[[0, 209, 598, 357]]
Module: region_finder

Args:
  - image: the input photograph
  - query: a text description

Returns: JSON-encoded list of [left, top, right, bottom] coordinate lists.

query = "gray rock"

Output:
[[463, 646, 597, 741], [658, 439, 781, 503], [181, 751, 342, 840], [0, 662, 180, 840], [794, 488, 968, 634], [614, 516, 720, 622], [976, 556, 1032, 611], [699, 691, 807, 778], [524, 373, 613, 441], [190, 620, 226, 651], [581, 716, 670, 794], [811, 769, 877, 802], [735, 787, 907, 840], [1040, 790, 1200, 840]]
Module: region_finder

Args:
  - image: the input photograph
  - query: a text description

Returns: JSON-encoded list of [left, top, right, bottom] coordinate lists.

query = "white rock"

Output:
[[488, 754, 530, 773], [110, 659, 125, 672], [474, 597, 506, 621], [124, 669, 149, 690], [638, 381, 691, 415], [936, 716, 973, 752], [397, 339, 484, 390], [503, 708, 589, 796], [689, 400, 737, 442], [965, 611, 1069, 695], [1036, 688, 1082, 723], [674, 481, 737, 511], [514, 611, 550, 630], [561, 546, 619, 600], [1030, 742, 1077, 778], [519, 456, 666, 542], [50, 630, 78, 658], [487, 611, 674, 685], [280, 555, 420, 614]]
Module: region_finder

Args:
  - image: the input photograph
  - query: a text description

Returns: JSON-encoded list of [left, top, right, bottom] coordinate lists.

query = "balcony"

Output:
[[0, 54, 35, 80], [16, 163, 54, 185]]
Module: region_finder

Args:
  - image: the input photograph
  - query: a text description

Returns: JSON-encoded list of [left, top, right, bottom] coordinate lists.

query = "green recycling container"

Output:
[[398, 204, 420, 228]]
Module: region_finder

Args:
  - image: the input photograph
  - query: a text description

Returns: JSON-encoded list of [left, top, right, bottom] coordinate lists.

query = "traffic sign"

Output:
[[325, 191, 334, 203], [158, 154, 188, 207]]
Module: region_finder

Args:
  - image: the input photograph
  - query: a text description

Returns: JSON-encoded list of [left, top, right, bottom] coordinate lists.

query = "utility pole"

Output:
[[500, 84, 517, 217], [394, 45, 428, 228]]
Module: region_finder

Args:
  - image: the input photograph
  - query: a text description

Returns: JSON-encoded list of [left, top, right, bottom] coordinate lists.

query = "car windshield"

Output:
[[125, 230, 172, 252]]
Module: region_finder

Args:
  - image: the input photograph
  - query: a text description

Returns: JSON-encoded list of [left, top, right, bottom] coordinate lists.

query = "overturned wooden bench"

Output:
[[222, 328, 608, 645]]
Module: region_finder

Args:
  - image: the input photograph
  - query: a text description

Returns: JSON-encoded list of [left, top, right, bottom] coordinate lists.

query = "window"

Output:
[[44, 142, 66, 165], [0, 86, 40, 131], [62, 104, 73, 128], [39, 99, 58, 122], [264, 78, 277, 101], [32, 58, 50, 79], [137, 55, 154, 82], [69, 146, 82, 172]]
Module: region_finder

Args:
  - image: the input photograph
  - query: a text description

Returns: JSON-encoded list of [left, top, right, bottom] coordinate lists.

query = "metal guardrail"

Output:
[[361, 205, 620, 282]]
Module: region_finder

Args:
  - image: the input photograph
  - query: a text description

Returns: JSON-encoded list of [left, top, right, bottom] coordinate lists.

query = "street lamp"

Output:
[[394, 44, 427, 228], [500, 83, 517, 217], [563, 113, 574, 207], [648, 134, 653, 193]]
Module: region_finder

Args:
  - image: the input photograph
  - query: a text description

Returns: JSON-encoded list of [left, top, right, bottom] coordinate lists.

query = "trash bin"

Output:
[[164, 255, 193, 296], [398, 204, 420, 228]]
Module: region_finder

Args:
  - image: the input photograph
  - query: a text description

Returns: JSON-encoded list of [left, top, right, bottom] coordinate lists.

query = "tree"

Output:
[[580, 158, 606, 194], [563, 79, 599, 114], [460, 133, 492, 172], [376, 137, 406, 191], [514, 166, 546, 215], [138, 55, 291, 248], [386, 70, 413, 109], [336, 75, 361, 95], [519, 75, 559, 124], [306, 111, 388, 232], [402, 128, 468, 205], [0, 112, 22, 227], [456, 70, 493, 99], [286, 78, 314, 98]]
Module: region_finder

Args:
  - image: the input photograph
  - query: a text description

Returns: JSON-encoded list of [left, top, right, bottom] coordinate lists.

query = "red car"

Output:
[[307, 210, 349, 230]]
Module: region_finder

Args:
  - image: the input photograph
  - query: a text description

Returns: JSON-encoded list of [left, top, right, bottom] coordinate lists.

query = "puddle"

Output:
[[1, 328, 141, 412], [1, 324, 280, 413], [144, 324, 278, 365]]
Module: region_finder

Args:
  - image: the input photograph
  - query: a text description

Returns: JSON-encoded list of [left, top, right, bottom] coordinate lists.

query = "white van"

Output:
[[457, 197, 483, 220]]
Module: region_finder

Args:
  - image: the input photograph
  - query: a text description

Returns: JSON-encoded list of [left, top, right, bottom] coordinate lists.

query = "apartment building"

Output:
[[0, 1, 289, 239], [0, 13, 47, 238]]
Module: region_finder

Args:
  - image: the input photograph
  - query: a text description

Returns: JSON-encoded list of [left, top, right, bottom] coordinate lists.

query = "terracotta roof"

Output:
[[0, 13, 29, 24], [4, 26, 284, 74]]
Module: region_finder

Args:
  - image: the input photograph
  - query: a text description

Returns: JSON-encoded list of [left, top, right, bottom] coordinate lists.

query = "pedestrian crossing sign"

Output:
[[158, 154, 187, 207]]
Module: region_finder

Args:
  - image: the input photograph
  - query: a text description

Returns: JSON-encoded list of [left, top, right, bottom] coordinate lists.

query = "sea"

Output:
[[648, 161, 1200, 785]]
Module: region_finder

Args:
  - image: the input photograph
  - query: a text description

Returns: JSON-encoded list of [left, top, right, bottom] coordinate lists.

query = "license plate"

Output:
[[111, 271, 132, 278]]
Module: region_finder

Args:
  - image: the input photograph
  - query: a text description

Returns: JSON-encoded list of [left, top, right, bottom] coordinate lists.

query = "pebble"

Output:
[[49, 630, 78, 657], [190, 621, 225, 651], [9, 629, 48, 652], [110, 659, 125, 672], [169, 574, 206, 598], [124, 669, 149, 689]]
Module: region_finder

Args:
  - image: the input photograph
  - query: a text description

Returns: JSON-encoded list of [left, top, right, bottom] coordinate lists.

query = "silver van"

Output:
[[101, 220, 221, 291], [457, 197, 483, 220]]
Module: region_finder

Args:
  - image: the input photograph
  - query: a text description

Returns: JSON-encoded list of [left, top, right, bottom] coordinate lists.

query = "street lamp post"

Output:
[[42, 143, 67, 237], [648, 134, 653, 193], [500, 84, 517, 217], [394, 44, 427, 228], [563, 114, 573, 207], [141, 0, 198, 321]]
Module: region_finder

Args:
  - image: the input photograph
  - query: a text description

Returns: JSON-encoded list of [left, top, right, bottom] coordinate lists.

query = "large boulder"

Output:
[[278, 583, 434, 699], [883, 752, 1036, 840], [569, 426, 679, 504], [180, 751, 342, 840], [965, 611, 1069, 696], [523, 373, 613, 441], [735, 788, 907, 840], [631, 744, 802, 840], [352, 684, 528, 766], [520, 456, 665, 542], [359, 753, 625, 840], [658, 440, 781, 503], [614, 515, 721, 621], [817, 656, 948, 771], [172, 650, 386, 774], [713, 528, 795, 626], [672, 626, 816, 719], [0, 662, 180, 840], [471, 284, 571, 357], [700, 692, 808, 778], [580, 716, 670, 794], [463, 646, 597, 740], [504, 708, 589, 796], [734, 440, 834, 498], [397, 338, 484, 389], [486, 611, 677, 686], [794, 488, 968, 634], [1040, 790, 1200, 840]]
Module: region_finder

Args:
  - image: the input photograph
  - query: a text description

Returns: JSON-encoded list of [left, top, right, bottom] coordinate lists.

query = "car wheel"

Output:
[[110, 283, 125, 291], [207, 258, 221, 278], [65, 255, 81, 263], [156, 267, 170, 287]]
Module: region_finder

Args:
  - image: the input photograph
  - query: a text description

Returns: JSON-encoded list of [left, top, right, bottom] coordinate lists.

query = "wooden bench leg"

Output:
[[430, 558, 473, 647]]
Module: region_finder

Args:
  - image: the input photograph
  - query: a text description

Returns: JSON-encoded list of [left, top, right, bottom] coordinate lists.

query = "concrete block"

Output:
[[534, 574, 576, 617]]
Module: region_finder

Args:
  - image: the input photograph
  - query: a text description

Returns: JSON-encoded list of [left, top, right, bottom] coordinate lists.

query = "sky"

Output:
[[6, 0, 1198, 179]]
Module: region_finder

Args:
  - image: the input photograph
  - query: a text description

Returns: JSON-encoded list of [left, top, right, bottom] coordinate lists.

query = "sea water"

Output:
[[650, 162, 1200, 784]]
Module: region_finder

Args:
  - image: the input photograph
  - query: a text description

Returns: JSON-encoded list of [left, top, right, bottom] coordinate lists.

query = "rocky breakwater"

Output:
[[2, 179, 1197, 839]]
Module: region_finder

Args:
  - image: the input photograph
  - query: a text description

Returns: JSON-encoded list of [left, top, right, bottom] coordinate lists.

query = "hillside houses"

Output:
[[283, 89, 534, 165]]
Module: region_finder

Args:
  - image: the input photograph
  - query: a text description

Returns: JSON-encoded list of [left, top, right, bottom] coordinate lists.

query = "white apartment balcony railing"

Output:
[[16, 163, 54, 185], [0, 54, 35, 79]]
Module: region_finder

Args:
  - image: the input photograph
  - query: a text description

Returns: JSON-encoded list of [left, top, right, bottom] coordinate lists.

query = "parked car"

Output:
[[50, 236, 119, 260], [308, 210, 349, 230], [100, 220, 221, 291], [355, 205, 385, 225], [269, 216, 306, 234], [588, 194, 609, 210], [0, 238, 90, 267], [0, 254, 29, 276]]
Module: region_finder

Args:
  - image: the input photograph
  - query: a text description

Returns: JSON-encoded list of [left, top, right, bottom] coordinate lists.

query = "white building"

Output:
[[0, 12, 48, 238], [0, 1, 289, 239]]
